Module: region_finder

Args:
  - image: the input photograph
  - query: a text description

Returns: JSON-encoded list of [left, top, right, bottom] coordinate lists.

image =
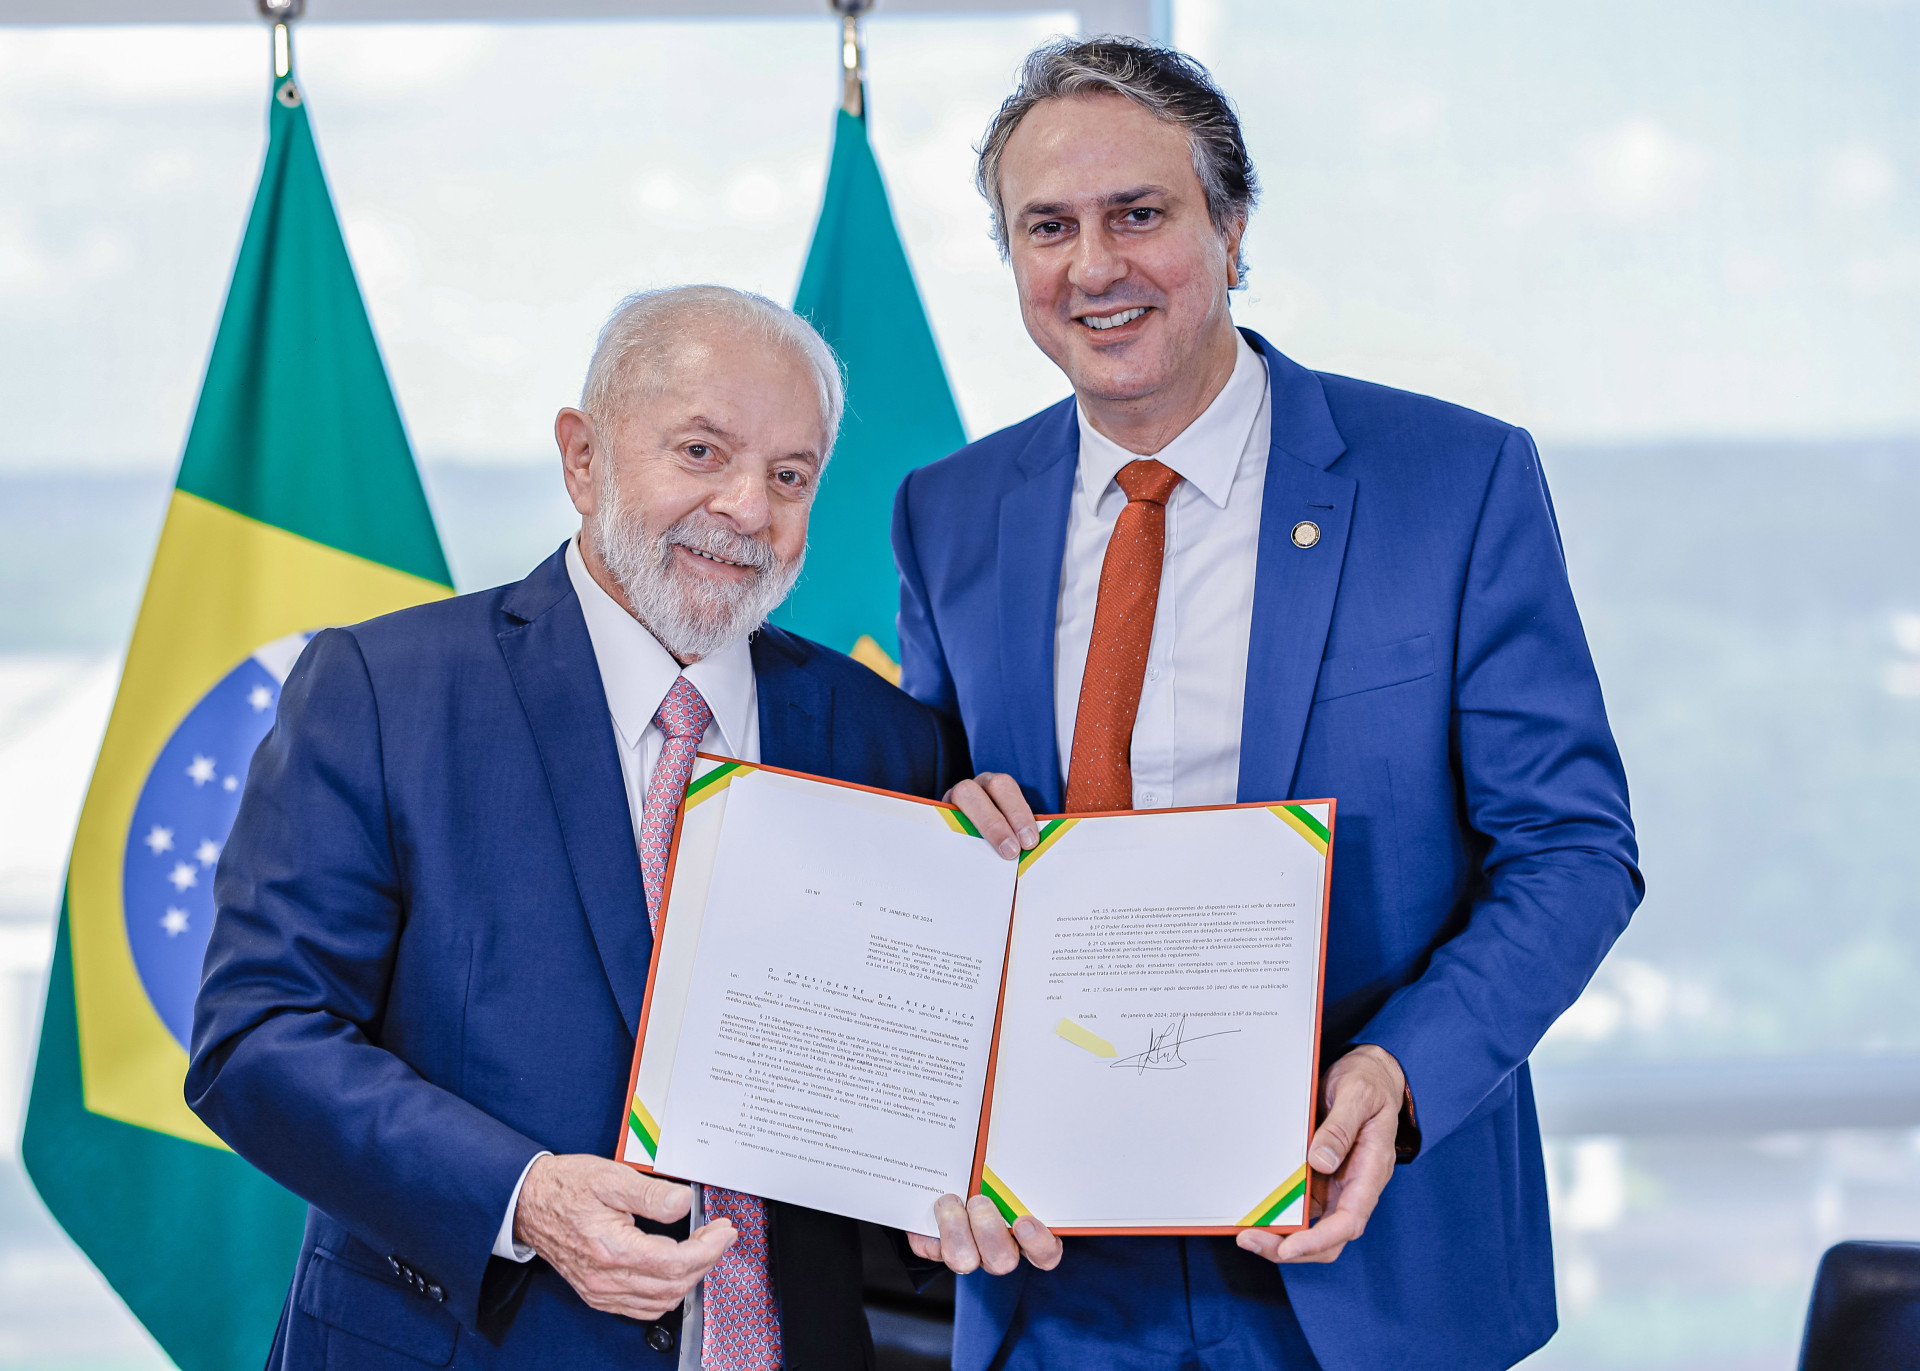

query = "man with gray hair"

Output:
[[916, 36, 1640, 1371], [188, 285, 965, 1369]]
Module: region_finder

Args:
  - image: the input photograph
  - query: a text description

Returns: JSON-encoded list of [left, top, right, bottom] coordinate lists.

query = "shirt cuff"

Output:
[[493, 1152, 551, 1262]]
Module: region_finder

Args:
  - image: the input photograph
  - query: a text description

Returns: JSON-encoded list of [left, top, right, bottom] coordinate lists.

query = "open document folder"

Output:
[[617, 756, 1334, 1238]]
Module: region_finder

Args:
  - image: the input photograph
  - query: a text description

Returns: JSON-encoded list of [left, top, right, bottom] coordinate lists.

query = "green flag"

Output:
[[778, 105, 967, 677], [22, 59, 451, 1371]]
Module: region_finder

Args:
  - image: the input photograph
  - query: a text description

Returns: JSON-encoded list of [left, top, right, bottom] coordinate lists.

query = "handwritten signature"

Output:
[[1110, 1016, 1242, 1074]]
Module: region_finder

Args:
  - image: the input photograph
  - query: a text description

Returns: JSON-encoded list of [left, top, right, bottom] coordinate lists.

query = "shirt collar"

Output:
[[565, 537, 756, 757], [1074, 329, 1269, 513]]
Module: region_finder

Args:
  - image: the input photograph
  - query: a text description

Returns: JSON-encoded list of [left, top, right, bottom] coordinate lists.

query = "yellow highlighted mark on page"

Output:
[[1055, 1018, 1117, 1058]]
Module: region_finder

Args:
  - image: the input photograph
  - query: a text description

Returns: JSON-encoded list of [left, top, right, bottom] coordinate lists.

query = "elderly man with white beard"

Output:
[[187, 285, 967, 1371]]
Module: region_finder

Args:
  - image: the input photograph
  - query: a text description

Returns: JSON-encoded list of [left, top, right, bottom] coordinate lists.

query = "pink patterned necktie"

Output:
[[639, 677, 782, 1371]]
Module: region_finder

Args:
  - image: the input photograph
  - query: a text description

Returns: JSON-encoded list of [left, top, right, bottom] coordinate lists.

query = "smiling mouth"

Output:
[[1077, 306, 1150, 332], [679, 545, 757, 571]]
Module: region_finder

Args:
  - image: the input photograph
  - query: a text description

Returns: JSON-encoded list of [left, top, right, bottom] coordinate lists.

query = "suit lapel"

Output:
[[996, 399, 1079, 811], [497, 548, 655, 1037], [752, 628, 831, 775], [1237, 331, 1356, 802]]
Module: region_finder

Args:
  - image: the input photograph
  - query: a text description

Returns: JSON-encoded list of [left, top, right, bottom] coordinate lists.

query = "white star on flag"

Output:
[[167, 862, 198, 892], [187, 755, 218, 786], [160, 908, 190, 937], [196, 839, 221, 866], [144, 826, 175, 856], [248, 685, 273, 712], [223, 776, 239, 792]]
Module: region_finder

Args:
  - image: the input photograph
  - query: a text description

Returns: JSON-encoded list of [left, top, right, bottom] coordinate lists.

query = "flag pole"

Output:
[[832, 0, 872, 119], [258, 0, 303, 78], [783, 0, 965, 672]]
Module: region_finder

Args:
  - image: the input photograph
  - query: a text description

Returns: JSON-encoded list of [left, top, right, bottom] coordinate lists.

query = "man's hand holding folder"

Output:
[[933, 772, 1405, 1272]]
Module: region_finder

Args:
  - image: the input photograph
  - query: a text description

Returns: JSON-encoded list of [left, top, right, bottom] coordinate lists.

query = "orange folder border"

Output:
[[616, 754, 987, 1179], [615, 754, 1335, 1238], [965, 796, 1335, 1237]]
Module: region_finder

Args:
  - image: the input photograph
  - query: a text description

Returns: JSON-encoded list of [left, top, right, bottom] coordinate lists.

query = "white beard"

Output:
[[590, 467, 804, 662]]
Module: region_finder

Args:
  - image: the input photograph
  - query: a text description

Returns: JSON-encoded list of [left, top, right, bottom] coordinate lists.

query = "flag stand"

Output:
[[259, 0, 302, 79], [775, 0, 967, 675], [21, 1, 452, 1364], [832, 0, 871, 119]]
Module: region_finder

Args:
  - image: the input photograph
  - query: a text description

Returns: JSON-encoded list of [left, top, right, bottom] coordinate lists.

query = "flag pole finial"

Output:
[[831, 0, 872, 118], [258, 0, 304, 79]]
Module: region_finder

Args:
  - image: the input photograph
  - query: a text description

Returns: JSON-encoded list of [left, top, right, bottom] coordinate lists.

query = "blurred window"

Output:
[[2, 6, 1917, 1367]]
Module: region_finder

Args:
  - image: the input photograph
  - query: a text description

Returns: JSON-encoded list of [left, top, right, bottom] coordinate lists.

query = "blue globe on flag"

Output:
[[120, 632, 312, 1048]]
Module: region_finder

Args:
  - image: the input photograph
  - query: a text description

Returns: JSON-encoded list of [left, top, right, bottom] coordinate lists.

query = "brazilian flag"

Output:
[[776, 100, 967, 680], [21, 58, 452, 1371]]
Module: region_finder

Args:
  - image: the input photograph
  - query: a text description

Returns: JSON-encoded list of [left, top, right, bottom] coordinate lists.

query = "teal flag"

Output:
[[22, 59, 450, 1371], [778, 106, 967, 676]]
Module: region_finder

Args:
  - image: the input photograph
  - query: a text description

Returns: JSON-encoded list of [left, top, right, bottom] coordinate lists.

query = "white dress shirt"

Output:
[[1054, 330, 1271, 810], [493, 538, 759, 1370], [563, 537, 760, 852]]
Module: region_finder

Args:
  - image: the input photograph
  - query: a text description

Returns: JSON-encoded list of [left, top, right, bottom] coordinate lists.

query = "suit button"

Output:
[[646, 1324, 675, 1353], [426, 1284, 445, 1303]]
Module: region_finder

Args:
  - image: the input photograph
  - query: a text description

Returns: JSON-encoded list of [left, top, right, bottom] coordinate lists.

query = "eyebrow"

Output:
[[686, 416, 822, 468], [1018, 185, 1171, 220], [684, 415, 743, 445]]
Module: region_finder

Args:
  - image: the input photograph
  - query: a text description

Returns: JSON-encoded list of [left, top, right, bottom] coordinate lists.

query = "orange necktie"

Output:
[[1064, 458, 1184, 813]]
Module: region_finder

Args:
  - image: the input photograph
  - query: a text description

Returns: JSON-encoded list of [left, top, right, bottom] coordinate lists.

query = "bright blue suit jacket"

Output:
[[187, 546, 964, 1370], [892, 331, 1642, 1371]]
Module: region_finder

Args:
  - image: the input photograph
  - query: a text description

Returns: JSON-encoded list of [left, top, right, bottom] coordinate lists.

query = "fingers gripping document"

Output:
[[618, 757, 1333, 1238]]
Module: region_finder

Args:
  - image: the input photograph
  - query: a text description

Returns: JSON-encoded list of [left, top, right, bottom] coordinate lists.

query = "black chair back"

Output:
[[1799, 1240, 1920, 1370]]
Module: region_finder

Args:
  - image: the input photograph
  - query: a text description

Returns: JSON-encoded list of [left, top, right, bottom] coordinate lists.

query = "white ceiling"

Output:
[[0, 0, 1155, 33]]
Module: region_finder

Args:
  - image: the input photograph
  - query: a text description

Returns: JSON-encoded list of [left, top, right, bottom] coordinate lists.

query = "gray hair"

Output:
[[581, 285, 846, 459], [976, 36, 1259, 284]]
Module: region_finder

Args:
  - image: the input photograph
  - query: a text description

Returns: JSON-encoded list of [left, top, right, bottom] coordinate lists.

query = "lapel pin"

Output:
[[1291, 520, 1321, 549]]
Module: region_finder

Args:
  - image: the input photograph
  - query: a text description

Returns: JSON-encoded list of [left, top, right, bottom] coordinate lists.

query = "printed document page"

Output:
[[652, 768, 1016, 1235], [979, 803, 1332, 1232]]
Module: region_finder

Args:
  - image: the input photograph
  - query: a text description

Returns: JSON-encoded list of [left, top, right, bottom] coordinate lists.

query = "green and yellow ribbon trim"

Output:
[[941, 807, 981, 838], [629, 1096, 662, 1160], [1017, 818, 1078, 874], [1237, 1163, 1310, 1226], [684, 761, 755, 811], [1269, 804, 1330, 855], [979, 1166, 1031, 1224]]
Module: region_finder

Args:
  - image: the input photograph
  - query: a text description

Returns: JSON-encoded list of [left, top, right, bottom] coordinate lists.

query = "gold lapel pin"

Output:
[[1291, 520, 1321, 549]]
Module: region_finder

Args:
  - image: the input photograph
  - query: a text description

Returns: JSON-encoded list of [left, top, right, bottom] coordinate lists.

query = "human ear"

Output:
[[1223, 215, 1247, 288], [556, 408, 599, 518]]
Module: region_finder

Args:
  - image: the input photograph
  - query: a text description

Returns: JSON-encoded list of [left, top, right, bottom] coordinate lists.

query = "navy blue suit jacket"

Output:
[[892, 331, 1642, 1371], [187, 546, 965, 1370]]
